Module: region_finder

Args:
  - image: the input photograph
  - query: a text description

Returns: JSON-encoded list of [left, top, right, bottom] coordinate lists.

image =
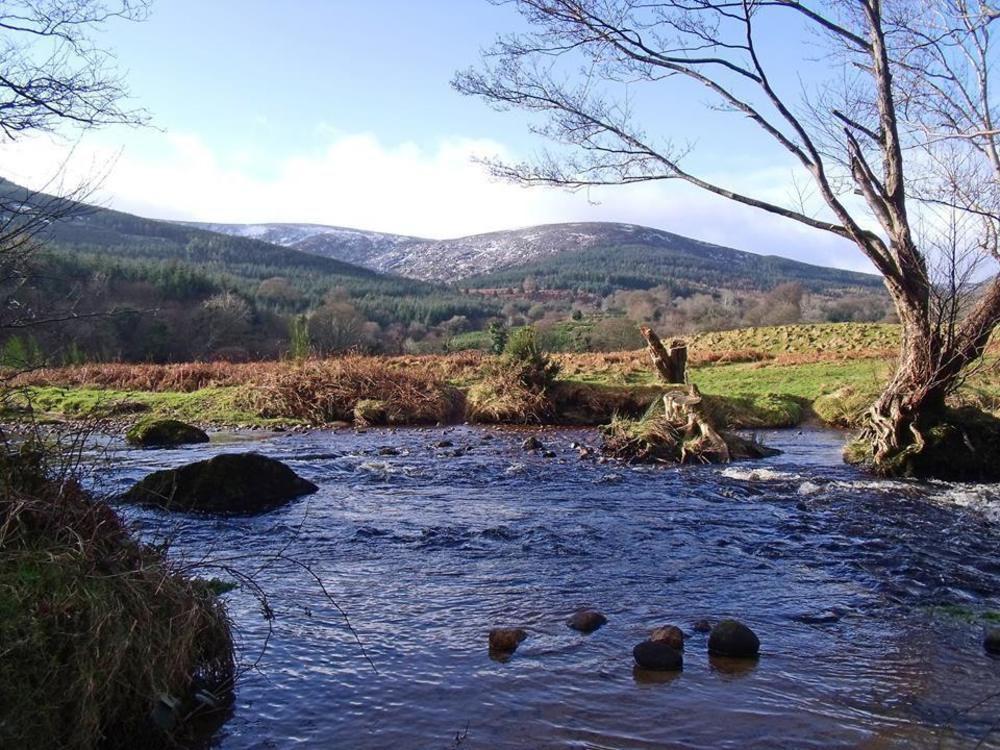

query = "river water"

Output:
[[93, 426, 1000, 749]]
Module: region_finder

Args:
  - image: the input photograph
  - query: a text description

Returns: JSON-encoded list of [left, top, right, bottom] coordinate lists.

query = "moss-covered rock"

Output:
[[125, 419, 209, 448], [123, 452, 318, 513]]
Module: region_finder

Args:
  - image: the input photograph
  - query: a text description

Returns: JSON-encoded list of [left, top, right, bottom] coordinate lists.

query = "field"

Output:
[[6, 323, 999, 430]]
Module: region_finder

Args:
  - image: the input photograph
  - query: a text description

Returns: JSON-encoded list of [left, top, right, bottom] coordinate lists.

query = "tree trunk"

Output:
[[640, 326, 687, 384]]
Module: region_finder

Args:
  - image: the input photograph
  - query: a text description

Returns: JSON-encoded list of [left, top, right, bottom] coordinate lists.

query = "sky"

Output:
[[0, 0, 872, 272]]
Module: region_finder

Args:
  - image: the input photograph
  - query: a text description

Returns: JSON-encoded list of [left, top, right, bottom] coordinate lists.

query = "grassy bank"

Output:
[[7, 323, 999, 431], [0, 449, 235, 748]]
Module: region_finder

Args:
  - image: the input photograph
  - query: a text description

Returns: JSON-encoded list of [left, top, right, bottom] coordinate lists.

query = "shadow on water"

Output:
[[93, 425, 1000, 749]]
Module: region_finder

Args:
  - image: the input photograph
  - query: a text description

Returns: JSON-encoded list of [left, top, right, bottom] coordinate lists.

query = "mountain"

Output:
[[193, 220, 882, 293], [185, 222, 424, 270], [0, 177, 495, 328]]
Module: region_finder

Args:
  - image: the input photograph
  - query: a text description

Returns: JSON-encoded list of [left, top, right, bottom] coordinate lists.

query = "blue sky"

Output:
[[0, 0, 869, 272]]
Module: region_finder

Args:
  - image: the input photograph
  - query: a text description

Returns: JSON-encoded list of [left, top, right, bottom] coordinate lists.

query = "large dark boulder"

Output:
[[126, 419, 209, 448], [123, 452, 318, 514], [708, 619, 760, 658], [633, 640, 683, 671]]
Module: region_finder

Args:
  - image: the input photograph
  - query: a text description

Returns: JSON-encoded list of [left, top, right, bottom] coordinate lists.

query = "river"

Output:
[[92, 426, 1000, 749]]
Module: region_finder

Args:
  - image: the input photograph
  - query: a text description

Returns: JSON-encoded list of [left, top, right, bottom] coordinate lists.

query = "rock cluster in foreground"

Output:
[[489, 613, 763, 674]]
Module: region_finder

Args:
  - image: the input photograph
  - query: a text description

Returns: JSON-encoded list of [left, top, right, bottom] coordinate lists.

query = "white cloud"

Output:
[[0, 128, 875, 273]]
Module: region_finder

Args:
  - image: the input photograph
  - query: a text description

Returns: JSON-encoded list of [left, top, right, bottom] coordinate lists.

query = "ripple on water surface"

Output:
[[103, 426, 1000, 749]]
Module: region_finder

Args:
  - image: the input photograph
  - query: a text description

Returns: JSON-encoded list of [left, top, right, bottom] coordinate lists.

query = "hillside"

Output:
[[0, 179, 498, 362], [186, 222, 424, 269], [195, 219, 883, 294]]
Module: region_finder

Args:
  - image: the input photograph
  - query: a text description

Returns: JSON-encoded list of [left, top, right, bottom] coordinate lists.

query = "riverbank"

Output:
[[5, 323, 998, 432], [0, 452, 235, 748]]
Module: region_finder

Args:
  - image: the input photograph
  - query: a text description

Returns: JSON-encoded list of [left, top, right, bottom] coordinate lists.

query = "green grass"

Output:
[[692, 322, 899, 356], [692, 358, 893, 402], [5, 386, 288, 426]]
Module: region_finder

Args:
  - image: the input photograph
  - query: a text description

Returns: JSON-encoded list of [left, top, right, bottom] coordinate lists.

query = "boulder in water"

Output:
[[522, 436, 544, 451], [633, 640, 683, 671], [568, 609, 607, 633], [123, 452, 318, 514], [125, 419, 208, 448], [489, 628, 527, 655], [708, 619, 760, 658], [649, 625, 685, 650], [985, 628, 1000, 656], [692, 619, 712, 634]]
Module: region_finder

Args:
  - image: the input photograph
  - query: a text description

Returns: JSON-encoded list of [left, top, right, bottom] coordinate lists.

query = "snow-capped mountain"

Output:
[[186, 220, 880, 291], [185, 222, 425, 270]]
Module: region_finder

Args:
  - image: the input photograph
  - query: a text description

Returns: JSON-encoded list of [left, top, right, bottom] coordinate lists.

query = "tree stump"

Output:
[[602, 326, 777, 464], [641, 326, 687, 384]]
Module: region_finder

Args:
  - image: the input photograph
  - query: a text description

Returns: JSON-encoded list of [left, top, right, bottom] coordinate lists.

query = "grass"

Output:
[[3, 386, 274, 426], [7, 323, 1000, 431], [0, 448, 235, 748]]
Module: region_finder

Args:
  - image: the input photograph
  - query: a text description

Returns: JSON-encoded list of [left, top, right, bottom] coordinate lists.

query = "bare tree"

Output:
[[455, 0, 1000, 476], [0, 0, 149, 345]]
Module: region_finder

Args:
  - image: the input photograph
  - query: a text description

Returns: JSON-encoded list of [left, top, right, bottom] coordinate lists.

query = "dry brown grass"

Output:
[[11, 332, 903, 397], [235, 356, 461, 425], [0, 455, 234, 749], [465, 364, 552, 423], [12, 352, 489, 393]]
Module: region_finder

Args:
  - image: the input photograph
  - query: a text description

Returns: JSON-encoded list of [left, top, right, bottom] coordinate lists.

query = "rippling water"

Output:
[[92, 426, 1000, 749]]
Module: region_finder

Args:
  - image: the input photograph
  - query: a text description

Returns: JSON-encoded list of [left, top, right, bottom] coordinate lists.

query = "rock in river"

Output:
[[123, 452, 318, 514], [568, 609, 607, 633], [489, 628, 527, 655], [125, 419, 209, 448], [649, 625, 685, 650], [633, 640, 683, 671], [708, 619, 760, 658], [985, 628, 1000, 656], [522, 436, 544, 451]]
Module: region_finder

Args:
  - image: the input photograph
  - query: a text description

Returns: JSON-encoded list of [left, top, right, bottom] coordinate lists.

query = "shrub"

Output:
[[237, 356, 459, 425], [502, 326, 560, 390]]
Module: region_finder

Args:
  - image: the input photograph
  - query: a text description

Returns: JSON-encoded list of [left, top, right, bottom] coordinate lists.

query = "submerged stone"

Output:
[[123, 452, 318, 514], [633, 640, 683, 671], [692, 619, 713, 634], [125, 419, 209, 448], [708, 619, 760, 658], [568, 609, 607, 633]]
